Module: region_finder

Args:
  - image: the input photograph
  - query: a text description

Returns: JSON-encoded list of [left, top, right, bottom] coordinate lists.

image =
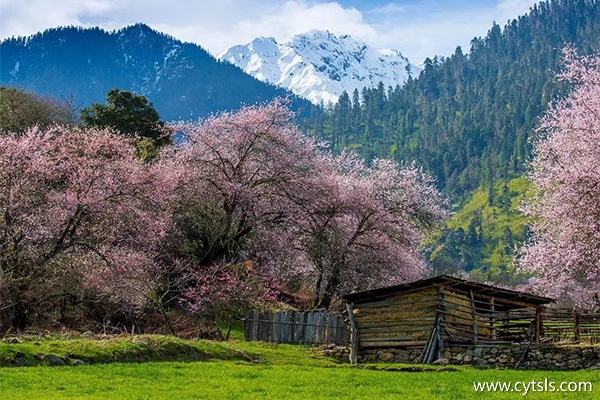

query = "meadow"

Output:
[[0, 335, 597, 399]]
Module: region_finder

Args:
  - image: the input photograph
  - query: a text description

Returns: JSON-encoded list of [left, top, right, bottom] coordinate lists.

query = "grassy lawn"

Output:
[[0, 336, 598, 399]]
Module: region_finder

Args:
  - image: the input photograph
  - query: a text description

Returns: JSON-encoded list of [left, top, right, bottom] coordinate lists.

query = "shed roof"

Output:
[[342, 275, 554, 306]]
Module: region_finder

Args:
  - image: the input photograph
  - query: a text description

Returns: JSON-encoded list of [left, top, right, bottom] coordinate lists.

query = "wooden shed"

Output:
[[342, 275, 554, 364]]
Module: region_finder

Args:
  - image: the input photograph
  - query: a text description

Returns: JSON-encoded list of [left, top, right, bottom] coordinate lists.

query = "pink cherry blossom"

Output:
[[519, 49, 600, 309], [0, 125, 174, 330]]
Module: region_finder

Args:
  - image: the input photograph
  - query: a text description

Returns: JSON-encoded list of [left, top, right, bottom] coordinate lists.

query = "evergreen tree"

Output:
[[81, 89, 166, 140]]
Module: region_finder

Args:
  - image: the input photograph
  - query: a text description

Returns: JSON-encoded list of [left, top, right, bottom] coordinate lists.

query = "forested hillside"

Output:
[[304, 0, 600, 281]]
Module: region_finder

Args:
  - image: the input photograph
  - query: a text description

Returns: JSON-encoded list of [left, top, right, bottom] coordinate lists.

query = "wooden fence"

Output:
[[244, 310, 346, 345], [512, 308, 600, 344]]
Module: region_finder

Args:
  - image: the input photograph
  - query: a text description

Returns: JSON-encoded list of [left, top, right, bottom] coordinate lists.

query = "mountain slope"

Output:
[[0, 24, 310, 120], [219, 31, 417, 104]]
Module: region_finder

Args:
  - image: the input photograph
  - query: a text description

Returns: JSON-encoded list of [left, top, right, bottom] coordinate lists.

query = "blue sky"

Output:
[[0, 0, 540, 63]]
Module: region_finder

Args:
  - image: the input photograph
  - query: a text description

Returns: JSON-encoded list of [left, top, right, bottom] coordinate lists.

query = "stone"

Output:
[[71, 359, 86, 366], [453, 353, 464, 361], [490, 347, 498, 354], [473, 347, 483, 357], [379, 352, 395, 362], [10, 351, 28, 366], [44, 354, 66, 366], [433, 358, 449, 365], [473, 357, 487, 366], [463, 355, 472, 363]]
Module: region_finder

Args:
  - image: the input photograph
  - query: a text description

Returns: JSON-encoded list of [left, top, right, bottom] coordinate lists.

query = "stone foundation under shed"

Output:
[[322, 344, 600, 370]]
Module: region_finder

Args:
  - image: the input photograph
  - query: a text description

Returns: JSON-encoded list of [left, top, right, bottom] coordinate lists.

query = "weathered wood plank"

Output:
[[355, 295, 439, 309], [355, 315, 436, 324], [359, 340, 427, 348], [355, 305, 438, 317], [356, 321, 435, 330]]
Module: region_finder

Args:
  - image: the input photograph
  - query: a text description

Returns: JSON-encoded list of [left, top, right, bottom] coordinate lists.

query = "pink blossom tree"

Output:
[[0, 125, 174, 331], [519, 49, 600, 309], [164, 101, 323, 315], [276, 154, 446, 308], [167, 101, 446, 312]]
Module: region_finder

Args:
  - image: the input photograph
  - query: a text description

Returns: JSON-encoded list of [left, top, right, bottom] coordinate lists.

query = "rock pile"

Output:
[[322, 343, 600, 370]]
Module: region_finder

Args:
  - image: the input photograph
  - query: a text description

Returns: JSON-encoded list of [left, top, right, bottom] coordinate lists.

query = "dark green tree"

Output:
[[81, 89, 167, 139], [81, 89, 170, 160]]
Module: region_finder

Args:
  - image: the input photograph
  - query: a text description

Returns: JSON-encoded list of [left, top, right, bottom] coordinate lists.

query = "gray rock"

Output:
[[71, 359, 86, 366], [433, 358, 449, 365], [10, 351, 28, 366], [473, 357, 488, 366], [44, 353, 66, 366], [379, 352, 395, 362]]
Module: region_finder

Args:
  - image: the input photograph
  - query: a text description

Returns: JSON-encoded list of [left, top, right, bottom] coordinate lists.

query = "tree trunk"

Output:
[[319, 274, 340, 310], [11, 299, 28, 332], [312, 271, 323, 308]]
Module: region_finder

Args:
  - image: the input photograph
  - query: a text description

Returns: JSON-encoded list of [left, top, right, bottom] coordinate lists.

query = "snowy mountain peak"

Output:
[[218, 31, 418, 104]]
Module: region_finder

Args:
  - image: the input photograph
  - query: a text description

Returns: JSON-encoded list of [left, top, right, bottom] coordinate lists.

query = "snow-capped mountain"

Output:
[[219, 30, 419, 104]]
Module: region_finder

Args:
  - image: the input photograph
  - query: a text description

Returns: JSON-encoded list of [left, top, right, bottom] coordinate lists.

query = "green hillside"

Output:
[[429, 176, 533, 284]]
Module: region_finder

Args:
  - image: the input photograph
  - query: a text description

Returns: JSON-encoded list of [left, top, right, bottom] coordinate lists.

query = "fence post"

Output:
[[346, 302, 358, 364], [534, 307, 541, 344], [574, 309, 580, 342]]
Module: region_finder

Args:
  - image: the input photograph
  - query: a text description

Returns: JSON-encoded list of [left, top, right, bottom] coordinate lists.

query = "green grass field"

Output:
[[0, 335, 597, 399]]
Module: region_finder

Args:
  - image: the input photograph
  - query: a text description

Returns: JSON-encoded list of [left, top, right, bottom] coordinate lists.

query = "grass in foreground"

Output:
[[0, 335, 598, 399]]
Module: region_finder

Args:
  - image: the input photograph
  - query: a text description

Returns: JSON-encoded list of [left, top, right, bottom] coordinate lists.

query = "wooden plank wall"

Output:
[[439, 288, 544, 343], [244, 310, 347, 345], [440, 289, 496, 342], [352, 287, 438, 349]]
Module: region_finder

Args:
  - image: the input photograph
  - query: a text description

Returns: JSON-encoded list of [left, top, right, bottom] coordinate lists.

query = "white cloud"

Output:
[[230, 2, 377, 49], [0, 0, 115, 38], [149, 1, 378, 56], [0, 0, 542, 63], [497, 0, 537, 18], [366, 0, 541, 63]]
